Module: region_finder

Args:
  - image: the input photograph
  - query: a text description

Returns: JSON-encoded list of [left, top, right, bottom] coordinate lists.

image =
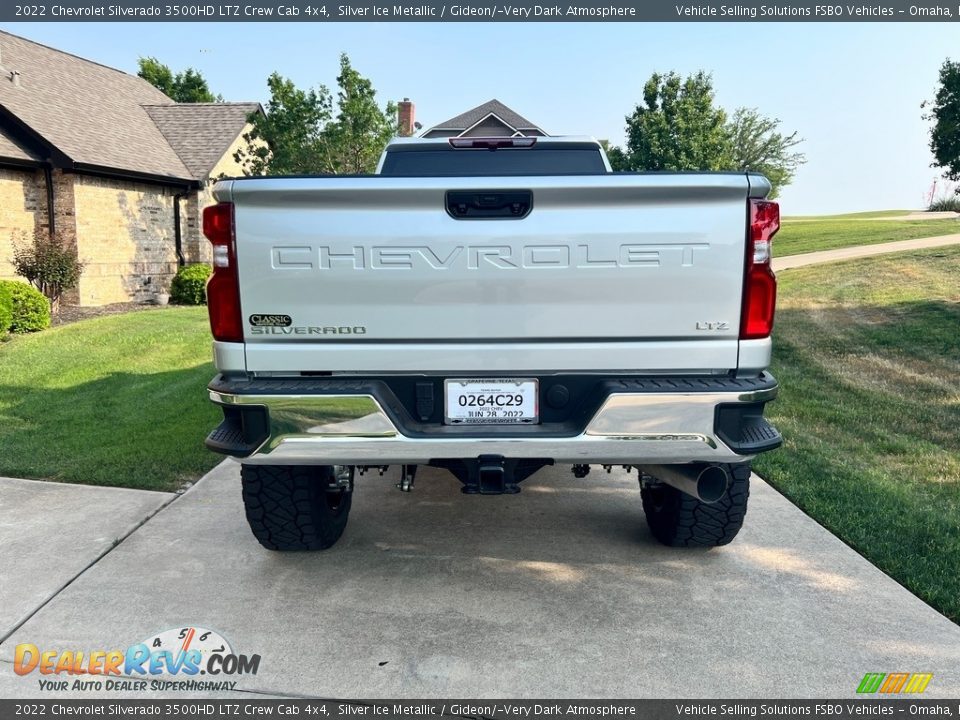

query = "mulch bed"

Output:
[[52, 302, 169, 326]]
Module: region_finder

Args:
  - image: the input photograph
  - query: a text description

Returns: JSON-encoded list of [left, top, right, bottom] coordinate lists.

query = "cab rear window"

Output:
[[380, 147, 607, 176]]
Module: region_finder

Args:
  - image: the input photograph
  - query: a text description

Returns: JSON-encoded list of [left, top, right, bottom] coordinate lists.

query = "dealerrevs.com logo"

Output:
[[14, 626, 260, 693]]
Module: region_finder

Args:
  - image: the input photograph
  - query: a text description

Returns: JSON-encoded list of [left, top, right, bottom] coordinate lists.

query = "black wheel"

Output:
[[640, 463, 751, 547], [240, 464, 353, 551]]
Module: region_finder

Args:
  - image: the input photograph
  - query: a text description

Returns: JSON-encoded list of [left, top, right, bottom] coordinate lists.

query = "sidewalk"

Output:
[[0, 477, 174, 644], [773, 233, 960, 271]]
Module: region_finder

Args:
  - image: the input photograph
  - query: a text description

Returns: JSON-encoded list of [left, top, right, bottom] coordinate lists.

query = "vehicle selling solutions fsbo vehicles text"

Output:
[[674, 3, 911, 16]]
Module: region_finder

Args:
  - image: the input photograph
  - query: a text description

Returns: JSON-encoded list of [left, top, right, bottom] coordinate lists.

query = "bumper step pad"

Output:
[[716, 413, 782, 455], [205, 408, 269, 457], [737, 417, 783, 453]]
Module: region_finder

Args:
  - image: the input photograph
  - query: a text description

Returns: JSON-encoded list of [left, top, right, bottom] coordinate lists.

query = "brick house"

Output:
[[415, 99, 548, 139], [0, 30, 262, 306]]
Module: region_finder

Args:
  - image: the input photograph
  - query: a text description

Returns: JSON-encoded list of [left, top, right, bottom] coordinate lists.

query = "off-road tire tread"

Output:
[[641, 463, 751, 547], [241, 464, 351, 551]]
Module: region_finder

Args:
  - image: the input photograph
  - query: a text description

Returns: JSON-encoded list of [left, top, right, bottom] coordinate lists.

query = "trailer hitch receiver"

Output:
[[429, 456, 552, 495], [477, 455, 508, 494]]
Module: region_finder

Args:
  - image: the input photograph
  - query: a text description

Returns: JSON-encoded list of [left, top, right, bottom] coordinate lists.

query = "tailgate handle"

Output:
[[446, 190, 532, 220]]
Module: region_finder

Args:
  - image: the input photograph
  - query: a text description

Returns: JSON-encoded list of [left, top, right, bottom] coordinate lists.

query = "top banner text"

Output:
[[3, 0, 960, 21]]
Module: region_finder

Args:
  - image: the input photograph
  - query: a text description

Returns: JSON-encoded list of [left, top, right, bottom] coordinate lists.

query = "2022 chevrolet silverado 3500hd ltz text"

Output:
[[202, 136, 783, 551]]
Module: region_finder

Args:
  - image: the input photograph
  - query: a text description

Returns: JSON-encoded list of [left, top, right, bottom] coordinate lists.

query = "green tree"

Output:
[[619, 71, 732, 172], [137, 57, 219, 103], [598, 139, 629, 171], [234, 73, 333, 176], [323, 54, 399, 174], [137, 57, 175, 96], [728, 107, 806, 198], [235, 54, 397, 176], [924, 59, 960, 187]]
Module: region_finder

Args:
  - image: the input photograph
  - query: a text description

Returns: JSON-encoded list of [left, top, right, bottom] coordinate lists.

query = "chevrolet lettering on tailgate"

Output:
[[270, 243, 710, 270], [201, 136, 782, 552]]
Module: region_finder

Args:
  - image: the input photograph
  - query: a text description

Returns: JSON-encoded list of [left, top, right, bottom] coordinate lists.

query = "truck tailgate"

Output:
[[222, 174, 753, 373]]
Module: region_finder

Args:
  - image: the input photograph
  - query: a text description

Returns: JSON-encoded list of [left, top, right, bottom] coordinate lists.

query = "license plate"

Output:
[[444, 379, 539, 425]]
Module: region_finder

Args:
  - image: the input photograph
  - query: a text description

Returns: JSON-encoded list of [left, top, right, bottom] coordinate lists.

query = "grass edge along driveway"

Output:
[[0, 307, 220, 492], [754, 246, 960, 623]]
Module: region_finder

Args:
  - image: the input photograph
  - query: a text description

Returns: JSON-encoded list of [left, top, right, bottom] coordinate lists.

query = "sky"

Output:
[[2, 21, 957, 214]]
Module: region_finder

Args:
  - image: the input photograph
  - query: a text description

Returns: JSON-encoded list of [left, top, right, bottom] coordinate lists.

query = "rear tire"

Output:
[[640, 463, 751, 547], [241, 464, 353, 551]]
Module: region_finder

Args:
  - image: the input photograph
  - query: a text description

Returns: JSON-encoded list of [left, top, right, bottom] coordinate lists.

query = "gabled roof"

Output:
[[0, 30, 257, 182], [428, 99, 546, 133], [0, 30, 190, 179], [0, 123, 41, 163], [144, 102, 261, 178]]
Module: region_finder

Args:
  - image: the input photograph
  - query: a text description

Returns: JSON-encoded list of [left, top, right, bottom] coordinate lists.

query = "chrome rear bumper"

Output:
[[207, 375, 780, 466]]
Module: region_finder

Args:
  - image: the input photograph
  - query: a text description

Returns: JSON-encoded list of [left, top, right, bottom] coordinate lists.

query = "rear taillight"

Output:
[[203, 202, 242, 343], [740, 199, 779, 340]]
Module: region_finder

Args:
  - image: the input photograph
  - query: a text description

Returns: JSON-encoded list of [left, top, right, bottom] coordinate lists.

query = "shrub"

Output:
[[928, 194, 960, 212], [0, 281, 12, 333], [0, 280, 51, 333], [170, 263, 212, 305], [11, 229, 83, 310], [924, 179, 960, 212]]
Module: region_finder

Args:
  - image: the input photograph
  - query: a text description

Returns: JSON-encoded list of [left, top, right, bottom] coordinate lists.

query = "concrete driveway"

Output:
[[2, 462, 959, 699], [0, 477, 173, 644]]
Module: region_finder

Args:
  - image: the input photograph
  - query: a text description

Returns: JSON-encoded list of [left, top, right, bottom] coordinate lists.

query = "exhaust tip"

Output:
[[697, 465, 730, 504]]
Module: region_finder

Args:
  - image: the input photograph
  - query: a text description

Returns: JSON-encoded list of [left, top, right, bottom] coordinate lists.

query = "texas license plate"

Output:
[[444, 379, 539, 425]]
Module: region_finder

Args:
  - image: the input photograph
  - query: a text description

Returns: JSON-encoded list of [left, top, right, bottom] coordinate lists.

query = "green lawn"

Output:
[[754, 246, 960, 622], [776, 216, 959, 256], [0, 307, 220, 492], [782, 209, 911, 221]]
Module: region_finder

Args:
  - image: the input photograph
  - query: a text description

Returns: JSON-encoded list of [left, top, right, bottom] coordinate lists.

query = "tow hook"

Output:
[[396, 464, 417, 492]]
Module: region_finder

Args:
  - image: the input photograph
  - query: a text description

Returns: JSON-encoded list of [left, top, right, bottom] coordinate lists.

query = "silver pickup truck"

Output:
[[203, 136, 782, 551]]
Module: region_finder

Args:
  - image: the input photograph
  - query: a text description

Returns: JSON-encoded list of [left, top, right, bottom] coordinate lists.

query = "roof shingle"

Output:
[[0, 123, 41, 163], [0, 30, 192, 179], [0, 30, 258, 181], [429, 99, 544, 132], [144, 103, 260, 178]]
